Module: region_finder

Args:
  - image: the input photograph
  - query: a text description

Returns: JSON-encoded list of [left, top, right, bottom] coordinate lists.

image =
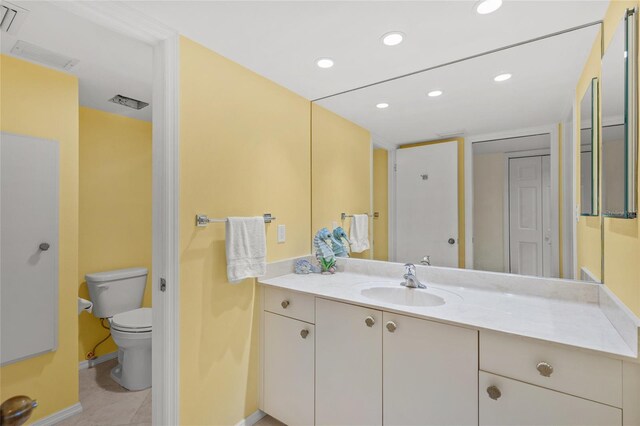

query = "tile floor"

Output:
[[59, 358, 151, 426], [254, 415, 285, 426]]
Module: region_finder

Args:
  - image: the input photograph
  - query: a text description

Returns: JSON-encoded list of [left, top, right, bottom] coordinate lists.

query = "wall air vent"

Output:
[[108, 95, 149, 110], [10, 40, 79, 71], [0, 1, 28, 35]]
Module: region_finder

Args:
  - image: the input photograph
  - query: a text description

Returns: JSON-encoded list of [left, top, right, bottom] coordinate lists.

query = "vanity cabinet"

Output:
[[315, 298, 383, 426], [383, 312, 477, 426], [315, 298, 478, 426], [263, 311, 315, 426], [479, 371, 622, 426]]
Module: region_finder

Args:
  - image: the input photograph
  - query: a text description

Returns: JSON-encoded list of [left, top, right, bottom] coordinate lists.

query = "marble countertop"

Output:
[[260, 268, 638, 360]]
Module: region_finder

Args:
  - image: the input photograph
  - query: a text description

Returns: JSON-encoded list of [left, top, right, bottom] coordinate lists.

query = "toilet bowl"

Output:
[[109, 307, 152, 391], [85, 268, 151, 391]]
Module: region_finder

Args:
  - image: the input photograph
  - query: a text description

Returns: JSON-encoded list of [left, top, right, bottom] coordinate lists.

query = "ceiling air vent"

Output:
[[108, 95, 149, 110], [10, 40, 79, 71], [0, 1, 28, 35]]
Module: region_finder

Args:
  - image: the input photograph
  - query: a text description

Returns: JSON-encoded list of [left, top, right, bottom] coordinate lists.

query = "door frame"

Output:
[[53, 2, 181, 424], [503, 149, 551, 274]]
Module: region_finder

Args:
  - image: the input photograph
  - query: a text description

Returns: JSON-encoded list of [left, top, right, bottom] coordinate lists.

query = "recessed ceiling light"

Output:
[[376, 103, 389, 109], [494, 73, 512, 82], [382, 32, 405, 46], [316, 58, 334, 68], [476, 0, 502, 15], [427, 90, 443, 97]]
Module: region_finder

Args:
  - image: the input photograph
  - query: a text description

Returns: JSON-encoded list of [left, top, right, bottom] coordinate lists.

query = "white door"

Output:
[[509, 156, 543, 276], [396, 142, 458, 267], [541, 156, 552, 277], [479, 372, 621, 426], [263, 312, 314, 426], [1, 133, 59, 365], [315, 298, 382, 426], [383, 312, 478, 426]]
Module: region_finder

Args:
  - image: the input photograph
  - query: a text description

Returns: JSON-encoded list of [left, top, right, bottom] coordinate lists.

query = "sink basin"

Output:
[[360, 287, 446, 307]]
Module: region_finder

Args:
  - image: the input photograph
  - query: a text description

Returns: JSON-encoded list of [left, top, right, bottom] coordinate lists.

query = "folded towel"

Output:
[[225, 217, 266, 283], [349, 214, 370, 253]]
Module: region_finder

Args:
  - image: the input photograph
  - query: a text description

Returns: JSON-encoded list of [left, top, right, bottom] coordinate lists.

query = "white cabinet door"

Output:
[[383, 312, 478, 426], [263, 312, 314, 426], [479, 371, 622, 426], [316, 298, 382, 426]]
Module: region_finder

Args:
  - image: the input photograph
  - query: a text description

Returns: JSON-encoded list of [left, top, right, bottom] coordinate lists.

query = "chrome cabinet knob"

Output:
[[536, 361, 554, 377], [365, 316, 375, 327], [38, 243, 50, 251], [281, 300, 290, 309], [300, 329, 309, 339], [487, 385, 501, 400], [386, 321, 397, 332]]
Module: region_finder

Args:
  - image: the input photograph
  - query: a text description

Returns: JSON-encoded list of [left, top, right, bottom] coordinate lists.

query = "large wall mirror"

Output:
[[602, 8, 638, 218], [580, 78, 599, 216], [311, 24, 603, 283]]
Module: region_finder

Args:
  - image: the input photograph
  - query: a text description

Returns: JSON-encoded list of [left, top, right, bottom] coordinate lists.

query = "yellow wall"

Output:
[[78, 107, 152, 361], [0, 55, 79, 422], [373, 148, 389, 261], [179, 36, 312, 425], [399, 138, 466, 268], [576, 21, 604, 282], [601, 0, 640, 316], [311, 104, 372, 259]]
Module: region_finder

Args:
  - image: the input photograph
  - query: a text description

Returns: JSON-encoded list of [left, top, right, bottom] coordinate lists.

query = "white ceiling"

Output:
[[1, 1, 153, 121], [317, 25, 600, 146], [128, 0, 608, 100]]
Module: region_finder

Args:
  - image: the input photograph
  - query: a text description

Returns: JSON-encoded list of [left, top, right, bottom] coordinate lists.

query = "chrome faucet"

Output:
[[401, 263, 426, 289]]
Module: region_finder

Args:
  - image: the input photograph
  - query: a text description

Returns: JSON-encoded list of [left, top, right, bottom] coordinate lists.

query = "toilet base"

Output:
[[110, 345, 151, 391]]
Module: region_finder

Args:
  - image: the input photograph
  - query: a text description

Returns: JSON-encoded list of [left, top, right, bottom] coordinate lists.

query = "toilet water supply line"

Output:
[[86, 318, 111, 360]]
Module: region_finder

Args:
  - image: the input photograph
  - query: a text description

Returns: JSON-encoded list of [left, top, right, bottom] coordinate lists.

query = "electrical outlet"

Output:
[[277, 224, 286, 243]]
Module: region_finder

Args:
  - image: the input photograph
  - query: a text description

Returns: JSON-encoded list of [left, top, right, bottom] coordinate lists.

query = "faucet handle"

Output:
[[404, 263, 416, 276]]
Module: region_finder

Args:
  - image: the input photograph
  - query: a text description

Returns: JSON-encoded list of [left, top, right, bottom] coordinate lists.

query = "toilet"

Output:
[[86, 267, 151, 391]]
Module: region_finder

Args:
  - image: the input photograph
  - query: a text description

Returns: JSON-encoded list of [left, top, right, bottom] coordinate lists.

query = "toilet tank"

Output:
[[86, 267, 148, 318]]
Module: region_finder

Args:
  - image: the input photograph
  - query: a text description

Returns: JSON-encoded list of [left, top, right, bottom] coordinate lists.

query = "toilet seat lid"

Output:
[[111, 308, 152, 332]]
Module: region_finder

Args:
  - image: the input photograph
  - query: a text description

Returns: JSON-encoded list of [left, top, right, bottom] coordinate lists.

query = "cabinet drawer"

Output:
[[479, 371, 621, 426], [480, 331, 622, 407], [264, 286, 315, 323]]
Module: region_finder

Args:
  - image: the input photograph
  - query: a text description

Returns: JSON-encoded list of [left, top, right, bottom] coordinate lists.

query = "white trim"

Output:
[[369, 138, 374, 260], [31, 403, 82, 426], [550, 125, 560, 278], [388, 149, 397, 261], [580, 267, 601, 283], [464, 138, 473, 269], [50, 2, 182, 425], [78, 351, 117, 370], [235, 410, 267, 426], [572, 102, 580, 279], [467, 124, 557, 144]]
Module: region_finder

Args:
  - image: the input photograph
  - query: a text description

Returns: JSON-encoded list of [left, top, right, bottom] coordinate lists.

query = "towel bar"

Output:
[[341, 212, 379, 220], [195, 213, 275, 227]]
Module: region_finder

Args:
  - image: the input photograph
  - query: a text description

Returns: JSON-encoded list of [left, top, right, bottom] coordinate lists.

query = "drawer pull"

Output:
[[365, 316, 375, 327], [487, 385, 502, 400], [536, 361, 554, 377], [300, 329, 309, 339], [281, 300, 290, 309], [386, 321, 397, 332]]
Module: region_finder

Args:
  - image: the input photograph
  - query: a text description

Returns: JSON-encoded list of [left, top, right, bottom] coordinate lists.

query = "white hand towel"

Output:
[[349, 214, 370, 253], [225, 217, 267, 283]]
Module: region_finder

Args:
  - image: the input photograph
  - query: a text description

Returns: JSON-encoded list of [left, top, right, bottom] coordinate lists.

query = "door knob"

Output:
[[447, 238, 455, 245], [365, 316, 375, 327], [281, 300, 289, 309], [386, 321, 397, 332], [300, 329, 309, 339], [487, 385, 502, 400], [38, 243, 50, 251]]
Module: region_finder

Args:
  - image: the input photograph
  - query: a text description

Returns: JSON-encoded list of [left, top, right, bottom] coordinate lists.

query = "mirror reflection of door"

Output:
[[395, 141, 459, 268]]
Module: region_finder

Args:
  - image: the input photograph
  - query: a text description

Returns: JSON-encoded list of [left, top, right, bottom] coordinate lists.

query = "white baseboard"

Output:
[[32, 402, 82, 426], [79, 351, 117, 370], [236, 410, 266, 426]]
